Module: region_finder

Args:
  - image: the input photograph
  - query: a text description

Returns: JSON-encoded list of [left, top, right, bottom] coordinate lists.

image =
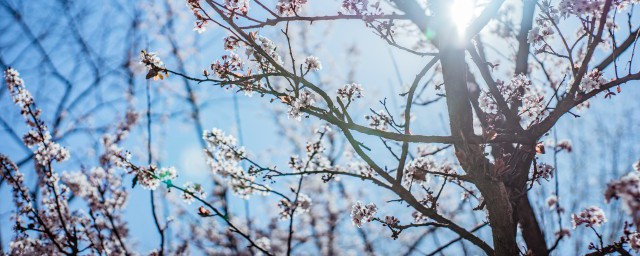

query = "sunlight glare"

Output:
[[450, 0, 476, 38]]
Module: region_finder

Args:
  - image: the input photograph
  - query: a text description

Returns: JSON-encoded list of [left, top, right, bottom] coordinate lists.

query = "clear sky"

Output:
[[1, 0, 640, 254]]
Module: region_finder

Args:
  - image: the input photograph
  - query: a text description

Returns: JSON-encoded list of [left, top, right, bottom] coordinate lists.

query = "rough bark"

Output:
[[433, 1, 517, 254], [476, 181, 518, 256], [518, 194, 548, 256], [511, 1, 550, 254]]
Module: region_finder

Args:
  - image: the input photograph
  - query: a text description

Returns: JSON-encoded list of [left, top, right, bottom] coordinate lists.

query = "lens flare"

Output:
[[450, 0, 476, 38]]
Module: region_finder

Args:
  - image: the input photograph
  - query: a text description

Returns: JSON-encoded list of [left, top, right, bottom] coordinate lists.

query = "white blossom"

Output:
[[187, 0, 209, 33], [404, 157, 435, 185], [337, 83, 364, 102], [139, 50, 165, 71], [578, 69, 606, 93], [571, 206, 607, 228], [286, 90, 315, 121], [351, 201, 377, 228], [182, 182, 206, 204], [605, 172, 640, 227], [478, 74, 546, 125], [138, 166, 162, 190], [253, 36, 283, 68], [256, 236, 272, 249], [384, 216, 399, 226], [304, 56, 322, 72], [157, 166, 178, 181], [276, 0, 308, 16], [278, 193, 312, 219], [558, 0, 604, 17], [534, 163, 554, 183], [203, 128, 266, 198], [342, 0, 369, 14], [528, 1, 559, 47], [224, 36, 240, 51], [224, 0, 250, 14], [364, 110, 391, 131]]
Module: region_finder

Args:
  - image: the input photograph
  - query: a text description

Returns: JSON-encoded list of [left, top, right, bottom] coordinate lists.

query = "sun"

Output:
[[450, 0, 476, 38]]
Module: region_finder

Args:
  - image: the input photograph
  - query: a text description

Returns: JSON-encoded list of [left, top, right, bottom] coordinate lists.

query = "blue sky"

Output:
[[1, 0, 640, 254]]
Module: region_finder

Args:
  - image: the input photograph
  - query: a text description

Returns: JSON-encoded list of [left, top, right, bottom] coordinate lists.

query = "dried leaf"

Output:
[[279, 95, 292, 104], [198, 206, 211, 217], [535, 142, 545, 154], [146, 69, 158, 79]]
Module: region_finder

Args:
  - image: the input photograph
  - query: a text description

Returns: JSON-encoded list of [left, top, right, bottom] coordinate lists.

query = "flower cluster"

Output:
[[105, 141, 177, 191], [290, 139, 334, 179], [351, 201, 377, 228], [140, 50, 165, 71], [571, 206, 607, 228], [342, 0, 372, 15], [224, 0, 250, 15], [578, 69, 606, 93], [187, 0, 208, 33], [204, 128, 266, 198], [103, 138, 132, 169], [136, 165, 178, 190], [1, 155, 34, 230], [528, 1, 559, 46], [62, 167, 128, 213], [341, 148, 374, 178], [519, 86, 546, 121], [223, 36, 241, 51], [604, 172, 640, 227], [247, 35, 284, 71], [337, 83, 364, 102], [208, 40, 270, 96], [100, 110, 139, 166], [286, 89, 316, 121], [0, 74, 140, 254], [5, 68, 70, 167], [479, 74, 546, 125], [278, 193, 312, 219], [384, 216, 399, 226], [558, 0, 604, 18], [256, 237, 272, 253], [34, 141, 71, 166], [5, 67, 25, 94], [304, 56, 322, 72], [531, 162, 554, 185], [478, 91, 498, 114], [412, 211, 430, 224], [276, 0, 308, 16], [403, 157, 436, 185], [364, 110, 392, 131], [210, 52, 245, 79], [1, 155, 82, 254], [182, 182, 206, 204], [528, 23, 555, 47], [140, 50, 168, 80]]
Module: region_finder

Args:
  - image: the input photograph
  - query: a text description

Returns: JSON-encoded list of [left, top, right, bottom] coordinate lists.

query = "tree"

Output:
[[1, 0, 640, 255]]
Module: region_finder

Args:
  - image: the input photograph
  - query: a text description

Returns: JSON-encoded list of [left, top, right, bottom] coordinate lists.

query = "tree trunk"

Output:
[[518, 194, 548, 255], [477, 181, 519, 256], [433, 1, 524, 254]]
